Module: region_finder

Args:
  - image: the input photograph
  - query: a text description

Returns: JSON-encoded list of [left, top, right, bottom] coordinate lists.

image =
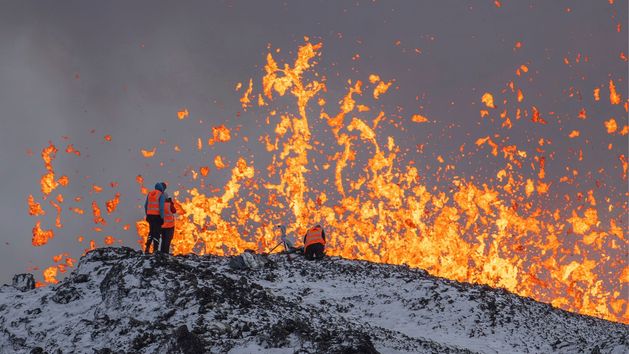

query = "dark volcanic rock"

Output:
[[0, 247, 627, 354], [169, 325, 206, 354], [51, 283, 81, 304], [12, 274, 35, 292], [99, 263, 128, 307], [324, 331, 380, 354]]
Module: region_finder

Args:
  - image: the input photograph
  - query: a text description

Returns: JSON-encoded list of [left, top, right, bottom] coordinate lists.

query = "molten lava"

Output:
[[26, 40, 627, 325], [32, 221, 54, 247]]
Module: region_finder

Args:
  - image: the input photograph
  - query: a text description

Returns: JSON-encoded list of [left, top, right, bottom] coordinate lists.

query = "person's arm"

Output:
[[322, 229, 326, 241], [159, 194, 165, 219], [170, 202, 177, 214], [144, 196, 148, 214]]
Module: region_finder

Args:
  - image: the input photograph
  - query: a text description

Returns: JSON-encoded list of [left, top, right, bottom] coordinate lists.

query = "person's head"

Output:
[[154, 182, 167, 192], [166, 197, 173, 203]]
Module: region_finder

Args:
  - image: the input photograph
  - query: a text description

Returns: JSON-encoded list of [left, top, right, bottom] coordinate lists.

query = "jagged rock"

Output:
[[228, 251, 269, 270], [0, 247, 627, 354], [169, 325, 206, 354], [323, 331, 380, 354], [72, 274, 89, 284], [12, 274, 35, 292], [51, 283, 81, 304], [99, 263, 128, 308], [92, 348, 114, 354]]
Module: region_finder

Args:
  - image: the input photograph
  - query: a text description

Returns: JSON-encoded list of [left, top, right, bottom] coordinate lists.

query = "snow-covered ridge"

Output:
[[0, 247, 626, 353]]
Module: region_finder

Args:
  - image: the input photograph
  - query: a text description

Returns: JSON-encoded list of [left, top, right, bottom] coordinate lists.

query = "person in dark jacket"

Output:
[[303, 224, 326, 260], [144, 182, 168, 253], [160, 197, 177, 254]]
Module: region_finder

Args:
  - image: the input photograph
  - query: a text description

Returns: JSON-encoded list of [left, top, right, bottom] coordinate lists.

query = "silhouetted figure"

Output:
[[303, 224, 326, 260], [144, 182, 167, 253], [160, 197, 177, 254]]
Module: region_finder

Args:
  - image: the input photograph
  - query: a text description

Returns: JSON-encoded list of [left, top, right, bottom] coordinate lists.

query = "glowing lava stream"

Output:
[[30, 40, 627, 324]]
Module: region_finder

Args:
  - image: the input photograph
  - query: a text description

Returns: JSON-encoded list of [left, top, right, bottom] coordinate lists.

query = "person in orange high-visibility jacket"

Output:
[[160, 197, 177, 254], [144, 182, 168, 253], [303, 224, 326, 260]]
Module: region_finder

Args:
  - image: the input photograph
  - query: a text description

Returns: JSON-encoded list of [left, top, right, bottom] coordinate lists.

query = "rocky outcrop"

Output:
[[0, 247, 627, 353], [11, 274, 35, 292]]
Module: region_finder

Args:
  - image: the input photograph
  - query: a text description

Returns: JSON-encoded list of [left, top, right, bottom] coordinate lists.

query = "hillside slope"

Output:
[[0, 247, 627, 353]]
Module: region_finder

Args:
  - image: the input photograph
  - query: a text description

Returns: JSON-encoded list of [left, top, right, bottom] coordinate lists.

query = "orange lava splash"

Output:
[[177, 109, 189, 120], [156, 41, 626, 323], [26, 40, 627, 325], [106, 193, 121, 214], [42, 266, 58, 284], [32, 221, 54, 247], [141, 147, 157, 158]]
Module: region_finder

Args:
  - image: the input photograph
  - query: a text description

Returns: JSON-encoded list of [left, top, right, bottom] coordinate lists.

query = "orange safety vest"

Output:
[[146, 190, 162, 215], [304, 226, 325, 247], [162, 201, 175, 228]]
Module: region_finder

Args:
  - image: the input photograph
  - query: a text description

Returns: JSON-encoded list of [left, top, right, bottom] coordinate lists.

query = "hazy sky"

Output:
[[0, 1, 626, 284]]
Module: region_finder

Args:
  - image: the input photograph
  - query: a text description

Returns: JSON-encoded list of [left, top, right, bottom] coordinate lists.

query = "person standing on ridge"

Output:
[[303, 224, 326, 260], [160, 197, 177, 254], [144, 182, 168, 253]]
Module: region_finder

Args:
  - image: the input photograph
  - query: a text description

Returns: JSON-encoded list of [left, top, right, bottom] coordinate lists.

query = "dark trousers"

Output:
[[304, 243, 325, 260], [145, 215, 162, 253], [160, 227, 174, 254]]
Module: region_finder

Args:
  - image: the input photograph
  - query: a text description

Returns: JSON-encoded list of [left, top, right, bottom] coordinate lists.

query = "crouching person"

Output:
[[303, 224, 326, 260], [160, 197, 177, 254]]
